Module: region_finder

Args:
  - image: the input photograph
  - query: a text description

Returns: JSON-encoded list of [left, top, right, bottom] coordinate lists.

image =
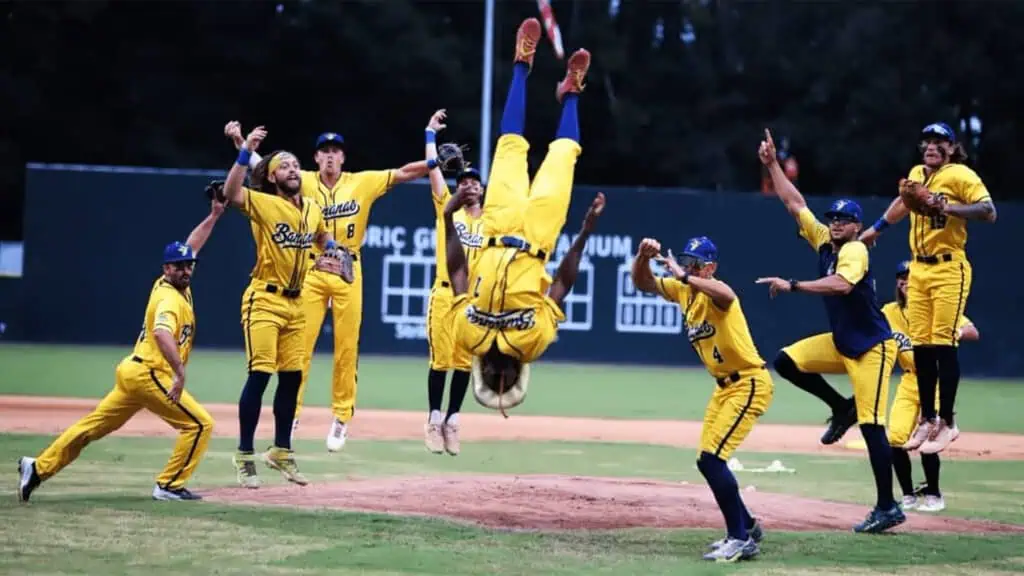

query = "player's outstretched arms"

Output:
[[224, 126, 267, 207], [184, 197, 227, 255], [224, 121, 263, 169], [549, 193, 605, 308], [655, 250, 737, 310], [759, 128, 807, 219], [425, 109, 448, 200], [443, 188, 479, 296], [630, 238, 662, 294], [860, 196, 910, 246]]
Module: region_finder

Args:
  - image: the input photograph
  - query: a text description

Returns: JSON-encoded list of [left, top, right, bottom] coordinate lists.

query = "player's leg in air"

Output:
[[773, 336, 857, 444]]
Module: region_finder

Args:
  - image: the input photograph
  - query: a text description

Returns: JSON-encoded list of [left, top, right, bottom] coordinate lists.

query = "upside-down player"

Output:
[[884, 260, 978, 512], [442, 18, 602, 414], [225, 121, 429, 452], [860, 122, 996, 455], [18, 198, 225, 502], [756, 129, 903, 533], [423, 109, 485, 455], [632, 236, 770, 563], [224, 126, 349, 488]]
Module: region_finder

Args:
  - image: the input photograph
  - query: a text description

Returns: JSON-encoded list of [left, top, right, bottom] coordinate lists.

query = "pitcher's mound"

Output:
[[205, 474, 1024, 534]]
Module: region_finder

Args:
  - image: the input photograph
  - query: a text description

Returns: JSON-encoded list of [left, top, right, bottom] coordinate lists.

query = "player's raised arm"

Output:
[[425, 109, 448, 200], [630, 238, 662, 294], [224, 120, 264, 169], [224, 126, 267, 207], [549, 193, 605, 308], [759, 129, 807, 219], [860, 195, 910, 246], [184, 195, 227, 255], [442, 188, 479, 296]]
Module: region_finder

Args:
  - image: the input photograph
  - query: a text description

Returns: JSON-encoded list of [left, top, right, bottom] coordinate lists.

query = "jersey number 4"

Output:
[[712, 346, 724, 363]]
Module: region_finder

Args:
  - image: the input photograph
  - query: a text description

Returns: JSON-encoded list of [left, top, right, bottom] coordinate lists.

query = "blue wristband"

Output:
[[325, 239, 337, 250], [236, 148, 252, 167], [873, 217, 890, 232], [426, 158, 439, 170], [425, 129, 436, 145]]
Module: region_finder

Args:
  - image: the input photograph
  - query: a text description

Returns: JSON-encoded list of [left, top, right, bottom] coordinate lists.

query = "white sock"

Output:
[[429, 410, 442, 424], [446, 413, 459, 426]]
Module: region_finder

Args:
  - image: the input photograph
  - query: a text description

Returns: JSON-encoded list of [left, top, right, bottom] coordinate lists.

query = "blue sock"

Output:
[[499, 63, 530, 136], [238, 371, 271, 452], [697, 452, 748, 540], [555, 94, 579, 143], [860, 424, 896, 509], [274, 371, 301, 450]]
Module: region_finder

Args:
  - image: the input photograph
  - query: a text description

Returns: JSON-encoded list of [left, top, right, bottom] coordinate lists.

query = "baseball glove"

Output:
[[314, 247, 356, 284], [898, 178, 942, 216], [205, 180, 227, 203], [437, 142, 469, 173]]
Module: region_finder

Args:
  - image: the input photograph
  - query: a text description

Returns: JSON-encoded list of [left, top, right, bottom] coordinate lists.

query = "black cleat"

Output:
[[820, 403, 858, 445], [17, 457, 41, 503]]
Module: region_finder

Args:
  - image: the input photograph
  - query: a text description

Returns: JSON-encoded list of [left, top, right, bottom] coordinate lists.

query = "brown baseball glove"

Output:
[[314, 247, 355, 284], [898, 178, 943, 216]]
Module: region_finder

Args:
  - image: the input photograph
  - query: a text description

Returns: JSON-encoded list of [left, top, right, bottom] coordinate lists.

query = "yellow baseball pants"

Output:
[[887, 372, 941, 447], [427, 282, 472, 372], [241, 281, 307, 373], [699, 368, 774, 460], [34, 358, 214, 489], [907, 257, 972, 346]]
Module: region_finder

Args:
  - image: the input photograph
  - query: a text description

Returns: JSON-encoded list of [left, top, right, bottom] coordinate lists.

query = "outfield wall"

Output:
[[11, 164, 1022, 377]]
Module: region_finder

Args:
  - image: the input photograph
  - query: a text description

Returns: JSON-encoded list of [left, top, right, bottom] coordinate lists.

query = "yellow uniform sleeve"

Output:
[[238, 187, 269, 224], [432, 181, 452, 215], [153, 298, 180, 335], [954, 166, 991, 204], [796, 207, 830, 250], [835, 241, 869, 285], [654, 276, 692, 304], [313, 205, 328, 237], [353, 170, 396, 202]]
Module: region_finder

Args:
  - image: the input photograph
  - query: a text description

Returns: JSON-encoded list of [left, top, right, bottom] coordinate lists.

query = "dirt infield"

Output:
[[3, 394, 1024, 534]]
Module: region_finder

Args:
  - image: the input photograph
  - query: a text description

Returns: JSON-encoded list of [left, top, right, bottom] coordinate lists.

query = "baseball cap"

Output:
[[678, 236, 718, 267], [921, 122, 955, 143], [163, 241, 197, 265], [896, 259, 910, 276], [824, 198, 863, 223], [315, 132, 345, 150], [456, 167, 482, 184]]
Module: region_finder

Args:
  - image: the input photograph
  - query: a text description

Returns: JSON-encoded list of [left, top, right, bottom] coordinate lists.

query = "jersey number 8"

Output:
[[347, 223, 356, 239]]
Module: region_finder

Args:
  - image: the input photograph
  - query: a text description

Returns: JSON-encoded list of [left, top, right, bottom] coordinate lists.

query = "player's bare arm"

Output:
[[425, 109, 448, 200], [630, 238, 662, 294], [442, 188, 479, 296], [225, 120, 264, 169], [548, 193, 605, 308], [655, 249, 737, 310], [152, 323, 186, 403], [184, 198, 226, 255], [224, 126, 267, 207], [943, 198, 997, 222], [860, 196, 910, 246], [756, 273, 853, 298], [759, 128, 807, 218]]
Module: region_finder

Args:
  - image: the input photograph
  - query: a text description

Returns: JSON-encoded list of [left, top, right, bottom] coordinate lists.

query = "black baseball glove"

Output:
[[205, 180, 227, 203], [437, 142, 469, 174]]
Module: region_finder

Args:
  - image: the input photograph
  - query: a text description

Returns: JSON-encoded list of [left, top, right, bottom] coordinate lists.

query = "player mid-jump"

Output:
[[442, 18, 604, 414]]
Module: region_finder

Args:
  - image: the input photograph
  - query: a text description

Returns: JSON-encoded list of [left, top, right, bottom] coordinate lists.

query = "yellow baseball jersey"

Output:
[[451, 252, 565, 363], [300, 169, 394, 256], [239, 188, 327, 292], [432, 182, 484, 286], [654, 277, 765, 379], [881, 301, 970, 374], [130, 276, 196, 374], [905, 163, 991, 258]]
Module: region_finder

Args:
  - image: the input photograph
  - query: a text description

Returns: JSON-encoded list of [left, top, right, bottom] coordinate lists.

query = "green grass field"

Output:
[[3, 343, 1024, 574]]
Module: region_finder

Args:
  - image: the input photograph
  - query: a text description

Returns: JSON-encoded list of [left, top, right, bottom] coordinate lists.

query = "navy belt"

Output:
[[266, 284, 301, 298], [486, 235, 547, 260], [915, 254, 953, 264], [441, 281, 450, 288], [132, 355, 144, 363], [715, 365, 765, 388]]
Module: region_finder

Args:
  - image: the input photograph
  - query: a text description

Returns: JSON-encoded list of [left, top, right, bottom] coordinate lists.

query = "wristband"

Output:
[[789, 279, 799, 292], [872, 217, 890, 232], [236, 148, 252, 167], [681, 271, 690, 285], [426, 158, 439, 170], [425, 129, 436, 145], [325, 239, 337, 251]]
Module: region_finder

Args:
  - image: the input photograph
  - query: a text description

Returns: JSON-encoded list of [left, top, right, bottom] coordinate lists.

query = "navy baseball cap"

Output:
[[163, 241, 197, 264], [456, 167, 482, 184], [824, 198, 863, 223], [678, 236, 718, 267], [896, 259, 910, 276], [921, 122, 955, 143], [315, 132, 345, 150]]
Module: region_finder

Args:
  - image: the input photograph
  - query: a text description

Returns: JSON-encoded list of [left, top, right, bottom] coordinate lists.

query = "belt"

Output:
[[265, 283, 301, 298], [485, 235, 547, 260], [309, 252, 358, 262], [915, 254, 953, 264], [715, 365, 765, 388], [441, 281, 450, 288], [131, 355, 143, 363]]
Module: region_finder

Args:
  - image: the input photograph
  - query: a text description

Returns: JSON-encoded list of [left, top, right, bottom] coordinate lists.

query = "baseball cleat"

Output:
[[820, 403, 857, 445], [17, 456, 41, 503], [709, 519, 763, 551], [514, 18, 542, 70], [263, 446, 309, 486], [233, 451, 261, 489], [901, 494, 919, 510], [916, 494, 946, 512], [152, 484, 203, 501], [702, 537, 759, 563], [556, 49, 591, 102], [920, 420, 958, 454], [424, 422, 445, 454], [443, 422, 461, 456], [853, 504, 906, 534], [903, 418, 935, 451], [326, 418, 348, 452]]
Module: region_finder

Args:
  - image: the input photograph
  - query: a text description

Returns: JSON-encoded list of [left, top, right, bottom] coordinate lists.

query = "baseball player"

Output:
[[632, 236, 770, 563], [225, 121, 429, 452], [223, 126, 350, 488], [17, 199, 225, 502], [756, 129, 903, 534], [441, 18, 601, 415], [860, 122, 996, 454], [422, 109, 485, 455], [883, 259, 978, 513]]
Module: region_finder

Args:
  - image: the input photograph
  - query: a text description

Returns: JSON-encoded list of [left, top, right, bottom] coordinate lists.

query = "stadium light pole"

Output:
[[480, 0, 495, 181]]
